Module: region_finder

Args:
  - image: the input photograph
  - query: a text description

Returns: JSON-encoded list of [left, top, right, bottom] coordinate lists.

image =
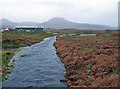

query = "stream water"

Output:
[[2, 36, 66, 87]]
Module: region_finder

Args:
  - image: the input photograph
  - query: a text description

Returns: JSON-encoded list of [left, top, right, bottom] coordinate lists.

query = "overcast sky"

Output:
[[0, 0, 119, 26]]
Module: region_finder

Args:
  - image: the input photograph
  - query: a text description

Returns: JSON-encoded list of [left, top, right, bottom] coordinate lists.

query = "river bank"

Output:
[[1, 31, 55, 81], [54, 32, 119, 87]]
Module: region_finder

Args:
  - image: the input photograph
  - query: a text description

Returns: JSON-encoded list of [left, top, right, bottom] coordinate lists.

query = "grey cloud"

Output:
[[0, 0, 118, 26]]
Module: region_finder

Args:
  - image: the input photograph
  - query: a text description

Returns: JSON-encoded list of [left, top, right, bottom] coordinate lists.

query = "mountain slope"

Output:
[[0, 19, 40, 28], [41, 17, 115, 30], [0, 18, 116, 30]]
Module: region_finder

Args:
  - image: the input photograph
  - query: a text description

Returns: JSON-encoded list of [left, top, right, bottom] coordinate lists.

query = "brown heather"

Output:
[[54, 37, 119, 87]]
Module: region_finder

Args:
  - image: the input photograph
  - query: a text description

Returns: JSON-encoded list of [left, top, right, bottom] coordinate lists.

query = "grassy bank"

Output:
[[1, 31, 55, 81], [54, 30, 119, 87]]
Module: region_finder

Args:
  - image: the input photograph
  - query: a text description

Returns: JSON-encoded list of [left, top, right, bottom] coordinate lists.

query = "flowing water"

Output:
[[2, 36, 66, 87]]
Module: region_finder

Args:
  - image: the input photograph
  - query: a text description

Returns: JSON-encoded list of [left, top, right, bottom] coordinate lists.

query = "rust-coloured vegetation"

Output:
[[54, 31, 119, 87]]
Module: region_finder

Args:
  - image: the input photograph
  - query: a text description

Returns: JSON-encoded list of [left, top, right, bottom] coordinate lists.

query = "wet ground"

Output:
[[2, 36, 66, 87]]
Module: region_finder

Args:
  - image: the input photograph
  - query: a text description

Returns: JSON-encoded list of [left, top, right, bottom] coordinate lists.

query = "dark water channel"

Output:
[[2, 36, 66, 87]]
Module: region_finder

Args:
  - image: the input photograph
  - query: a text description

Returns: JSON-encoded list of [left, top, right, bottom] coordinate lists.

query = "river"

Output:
[[2, 36, 67, 87]]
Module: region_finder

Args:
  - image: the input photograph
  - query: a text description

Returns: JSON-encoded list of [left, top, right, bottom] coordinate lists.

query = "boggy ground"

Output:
[[54, 32, 119, 87], [1, 31, 55, 81]]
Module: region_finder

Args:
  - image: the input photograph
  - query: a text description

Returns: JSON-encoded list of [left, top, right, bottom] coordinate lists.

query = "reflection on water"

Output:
[[57, 34, 97, 37]]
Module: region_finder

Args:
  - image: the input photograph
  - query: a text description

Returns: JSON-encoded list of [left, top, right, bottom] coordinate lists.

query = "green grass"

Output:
[[2, 49, 22, 81], [76, 68, 84, 75], [87, 63, 92, 67], [46, 32, 53, 34], [103, 72, 118, 78], [82, 45, 91, 50], [109, 72, 118, 78], [72, 35, 118, 44], [103, 34, 112, 37]]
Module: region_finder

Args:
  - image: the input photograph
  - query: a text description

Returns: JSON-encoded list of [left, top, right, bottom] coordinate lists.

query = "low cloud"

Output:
[[0, 0, 119, 26]]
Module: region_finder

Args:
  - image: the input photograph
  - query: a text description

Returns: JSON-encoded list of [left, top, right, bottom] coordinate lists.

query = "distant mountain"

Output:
[[1, 19, 16, 28], [0, 18, 40, 28], [0, 17, 117, 30], [41, 17, 116, 30]]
